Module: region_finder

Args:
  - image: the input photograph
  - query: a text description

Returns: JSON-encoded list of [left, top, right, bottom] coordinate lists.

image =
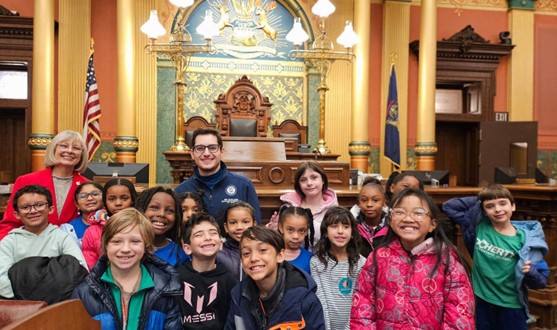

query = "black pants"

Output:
[[476, 296, 527, 330]]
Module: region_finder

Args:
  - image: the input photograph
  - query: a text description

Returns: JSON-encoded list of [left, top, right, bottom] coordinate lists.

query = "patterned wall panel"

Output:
[[183, 67, 305, 130], [537, 150, 557, 179], [154, 0, 310, 183], [90, 142, 117, 163]]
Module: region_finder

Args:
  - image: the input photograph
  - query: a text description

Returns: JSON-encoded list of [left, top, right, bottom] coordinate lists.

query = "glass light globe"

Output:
[[169, 0, 194, 8], [196, 10, 220, 40], [311, 0, 335, 18], [140, 10, 166, 40], [336, 21, 359, 48], [285, 18, 309, 46]]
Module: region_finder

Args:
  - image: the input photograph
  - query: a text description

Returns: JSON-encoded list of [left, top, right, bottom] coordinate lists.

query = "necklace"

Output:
[[114, 272, 142, 328]]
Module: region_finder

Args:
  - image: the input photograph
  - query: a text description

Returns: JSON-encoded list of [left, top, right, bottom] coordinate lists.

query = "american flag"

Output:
[[82, 53, 101, 161]]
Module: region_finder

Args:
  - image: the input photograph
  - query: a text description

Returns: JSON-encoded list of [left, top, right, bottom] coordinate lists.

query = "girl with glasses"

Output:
[[350, 188, 474, 329], [60, 181, 104, 248]]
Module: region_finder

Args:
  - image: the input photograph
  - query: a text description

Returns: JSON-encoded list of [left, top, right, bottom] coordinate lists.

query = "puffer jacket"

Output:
[[225, 262, 325, 330], [216, 238, 243, 281], [279, 188, 338, 244], [442, 196, 549, 312], [350, 238, 475, 329], [72, 255, 182, 330], [81, 209, 109, 270]]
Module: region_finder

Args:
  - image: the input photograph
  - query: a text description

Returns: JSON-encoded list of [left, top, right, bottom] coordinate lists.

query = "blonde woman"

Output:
[[0, 130, 90, 239]]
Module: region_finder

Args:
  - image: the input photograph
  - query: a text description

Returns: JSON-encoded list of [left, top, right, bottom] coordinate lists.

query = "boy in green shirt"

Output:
[[443, 184, 549, 330]]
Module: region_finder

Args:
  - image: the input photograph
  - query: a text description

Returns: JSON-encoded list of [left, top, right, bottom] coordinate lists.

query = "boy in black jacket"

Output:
[[178, 213, 237, 330]]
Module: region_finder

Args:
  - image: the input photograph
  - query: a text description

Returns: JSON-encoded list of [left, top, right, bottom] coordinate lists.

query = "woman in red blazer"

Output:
[[0, 130, 90, 239]]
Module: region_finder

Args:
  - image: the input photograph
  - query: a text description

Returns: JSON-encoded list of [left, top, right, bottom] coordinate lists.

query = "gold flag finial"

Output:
[[90, 38, 95, 54], [390, 52, 397, 66]]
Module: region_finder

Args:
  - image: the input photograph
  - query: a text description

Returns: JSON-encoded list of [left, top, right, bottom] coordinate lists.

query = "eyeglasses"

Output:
[[192, 144, 221, 154], [18, 202, 49, 214], [57, 143, 83, 153], [390, 207, 430, 221], [77, 190, 102, 200]]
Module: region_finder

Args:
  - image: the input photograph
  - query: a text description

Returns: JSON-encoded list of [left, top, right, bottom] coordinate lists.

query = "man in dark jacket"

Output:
[[174, 128, 261, 224]]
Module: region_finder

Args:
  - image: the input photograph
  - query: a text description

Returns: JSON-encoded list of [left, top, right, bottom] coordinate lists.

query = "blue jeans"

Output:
[[476, 296, 527, 330]]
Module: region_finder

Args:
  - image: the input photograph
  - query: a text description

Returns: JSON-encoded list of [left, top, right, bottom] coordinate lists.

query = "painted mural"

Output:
[[154, 0, 312, 182], [181, 0, 297, 59]]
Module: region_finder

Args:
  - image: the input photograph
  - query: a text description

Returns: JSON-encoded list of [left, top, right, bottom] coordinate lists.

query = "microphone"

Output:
[[313, 146, 322, 159]]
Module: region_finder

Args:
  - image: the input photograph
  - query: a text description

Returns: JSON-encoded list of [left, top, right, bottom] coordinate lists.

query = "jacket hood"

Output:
[[410, 237, 438, 256], [223, 237, 240, 251], [9, 223, 58, 237], [513, 220, 549, 261], [284, 261, 317, 292], [280, 188, 338, 212], [181, 259, 232, 277]]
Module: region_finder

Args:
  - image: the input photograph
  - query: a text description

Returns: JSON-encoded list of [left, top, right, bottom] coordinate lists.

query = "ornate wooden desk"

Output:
[[163, 137, 343, 184]]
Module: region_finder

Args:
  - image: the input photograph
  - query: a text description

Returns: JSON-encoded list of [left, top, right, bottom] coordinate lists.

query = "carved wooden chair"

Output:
[[214, 75, 272, 138], [272, 119, 308, 145], [183, 116, 216, 148]]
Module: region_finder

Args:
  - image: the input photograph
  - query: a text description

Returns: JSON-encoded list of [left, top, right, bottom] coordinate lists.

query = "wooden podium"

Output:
[[163, 137, 345, 187]]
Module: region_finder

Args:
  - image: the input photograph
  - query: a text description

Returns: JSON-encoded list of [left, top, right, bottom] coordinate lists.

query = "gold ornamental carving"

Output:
[[536, 0, 557, 11], [28, 137, 52, 147], [349, 144, 372, 153], [414, 144, 438, 154], [113, 139, 139, 149]]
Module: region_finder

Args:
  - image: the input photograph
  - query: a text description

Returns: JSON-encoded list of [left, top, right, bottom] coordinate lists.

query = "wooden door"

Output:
[[478, 121, 538, 184], [436, 121, 479, 186], [0, 108, 27, 182]]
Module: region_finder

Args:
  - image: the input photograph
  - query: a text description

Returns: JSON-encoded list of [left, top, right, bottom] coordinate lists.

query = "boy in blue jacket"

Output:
[[225, 226, 325, 330], [443, 184, 549, 330]]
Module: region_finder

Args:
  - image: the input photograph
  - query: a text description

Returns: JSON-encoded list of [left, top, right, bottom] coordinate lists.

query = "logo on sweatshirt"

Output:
[[182, 282, 218, 323], [225, 185, 237, 196], [338, 277, 353, 295]]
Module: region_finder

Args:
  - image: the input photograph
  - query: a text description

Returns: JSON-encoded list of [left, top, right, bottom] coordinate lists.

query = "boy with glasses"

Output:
[[0, 184, 87, 299], [175, 128, 261, 225]]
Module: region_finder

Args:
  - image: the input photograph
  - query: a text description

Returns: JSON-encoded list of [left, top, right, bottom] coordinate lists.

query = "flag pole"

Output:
[[83, 37, 102, 161], [390, 53, 397, 176], [384, 51, 401, 171]]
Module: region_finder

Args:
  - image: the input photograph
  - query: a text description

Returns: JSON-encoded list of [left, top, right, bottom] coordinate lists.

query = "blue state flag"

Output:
[[384, 65, 400, 167]]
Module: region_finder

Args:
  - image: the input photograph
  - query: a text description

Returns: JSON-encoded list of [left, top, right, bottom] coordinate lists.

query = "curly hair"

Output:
[[179, 191, 205, 212], [136, 186, 183, 250]]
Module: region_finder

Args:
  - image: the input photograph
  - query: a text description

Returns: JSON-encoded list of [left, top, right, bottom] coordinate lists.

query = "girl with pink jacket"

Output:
[[350, 188, 474, 329]]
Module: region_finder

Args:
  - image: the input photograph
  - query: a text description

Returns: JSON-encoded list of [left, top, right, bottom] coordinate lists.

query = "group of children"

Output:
[[0, 171, 550, 330]]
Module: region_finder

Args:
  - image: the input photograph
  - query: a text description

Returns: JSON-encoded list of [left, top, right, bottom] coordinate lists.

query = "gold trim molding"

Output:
[[414, 144, 438, 154], [113, 139, 140, 149], [28, 137, 53, 148]]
